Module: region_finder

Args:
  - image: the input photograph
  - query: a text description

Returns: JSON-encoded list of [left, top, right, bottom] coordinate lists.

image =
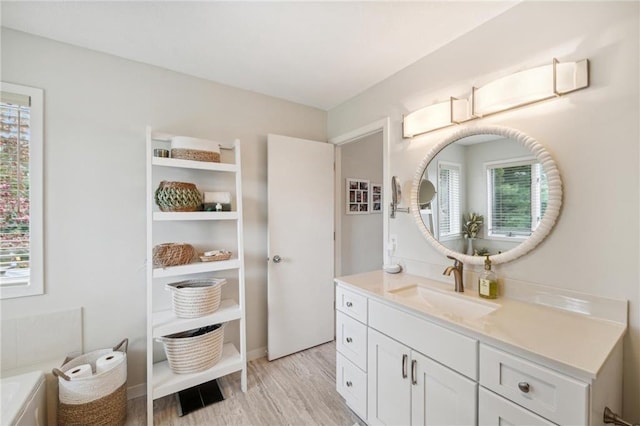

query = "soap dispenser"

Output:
[[478, 255, 498, 299]]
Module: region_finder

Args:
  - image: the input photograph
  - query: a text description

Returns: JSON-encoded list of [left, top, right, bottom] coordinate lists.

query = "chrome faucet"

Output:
[[443, 256, 464, 292]]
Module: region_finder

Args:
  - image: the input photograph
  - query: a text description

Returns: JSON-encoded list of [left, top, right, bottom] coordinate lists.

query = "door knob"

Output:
[[272, 255, 282, 263]]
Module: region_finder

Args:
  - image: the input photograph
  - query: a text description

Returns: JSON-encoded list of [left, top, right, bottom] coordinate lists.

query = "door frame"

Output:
[[329, 117, 391, 277]]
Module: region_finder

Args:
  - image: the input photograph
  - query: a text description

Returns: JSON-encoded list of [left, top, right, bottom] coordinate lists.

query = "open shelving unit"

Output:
[[145, 127, 247, 425]]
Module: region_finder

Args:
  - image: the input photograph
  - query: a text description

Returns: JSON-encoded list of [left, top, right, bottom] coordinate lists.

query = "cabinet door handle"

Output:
[[346, 381, 352, 387], [402, 354, 408, 378], [346, 301, 353, 307], [411, 359, 417, 385], [346, 337, 353, 343], [518, 382, 531, 393]]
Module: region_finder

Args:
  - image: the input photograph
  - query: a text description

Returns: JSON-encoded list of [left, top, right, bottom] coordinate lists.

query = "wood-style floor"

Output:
[[125, 341, 364, 425]]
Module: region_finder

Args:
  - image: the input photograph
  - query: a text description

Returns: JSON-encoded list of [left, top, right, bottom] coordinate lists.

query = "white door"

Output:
[[267, 134, 335, 360], [367, 328, 411, 426], [411, 350, 477, 426]]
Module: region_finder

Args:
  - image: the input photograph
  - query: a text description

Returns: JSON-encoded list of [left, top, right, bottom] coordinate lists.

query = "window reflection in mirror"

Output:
[[420, 134, 547, 256]]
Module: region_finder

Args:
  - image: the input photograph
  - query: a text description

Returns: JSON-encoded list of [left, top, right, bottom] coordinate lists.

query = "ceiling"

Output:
[[1, 1, 519, 110]]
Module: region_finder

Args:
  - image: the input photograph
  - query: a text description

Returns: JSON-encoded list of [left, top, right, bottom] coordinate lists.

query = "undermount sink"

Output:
[[387, 284, 499, 321]]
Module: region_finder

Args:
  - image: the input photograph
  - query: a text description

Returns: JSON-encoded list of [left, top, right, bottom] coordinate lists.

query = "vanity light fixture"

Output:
[[402, 97, 471, 138], [402, 58, 589, 138], [472, 59, 589, 117]]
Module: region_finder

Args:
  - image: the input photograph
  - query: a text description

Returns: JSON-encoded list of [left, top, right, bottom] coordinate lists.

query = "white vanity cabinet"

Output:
[[335, 275, 625, 426], [368, 328, 477, 426], [479, 344, 588, 425], [335, 284, 477, 426], [335, 286, 368, 420]]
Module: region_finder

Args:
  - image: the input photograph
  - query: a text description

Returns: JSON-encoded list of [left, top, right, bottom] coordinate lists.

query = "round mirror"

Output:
[[411, 126, 562, 265]]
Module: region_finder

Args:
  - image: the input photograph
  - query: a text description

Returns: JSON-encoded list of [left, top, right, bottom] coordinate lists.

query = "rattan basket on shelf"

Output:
[[157, 324, 225, 374], [171, 148, 220, 163], [153, 243, 194, 267], [170, 136, 221, 163], [166, 278, 226, 318], [154, 181, 202, 212], [199, 251, 232, 262]]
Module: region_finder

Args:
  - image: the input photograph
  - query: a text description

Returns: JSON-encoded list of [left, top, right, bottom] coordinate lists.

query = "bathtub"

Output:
[[0, 371, 46, 426]]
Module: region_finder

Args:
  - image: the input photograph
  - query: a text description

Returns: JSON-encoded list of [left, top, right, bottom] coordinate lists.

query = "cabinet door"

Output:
[[411, 350, 477, 426], [368, 328, 411, 426], [478, 387, 556, 426]]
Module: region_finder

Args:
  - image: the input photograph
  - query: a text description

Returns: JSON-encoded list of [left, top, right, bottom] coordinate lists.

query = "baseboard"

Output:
[[128, 383, 146, 400], [247, 346, 267, 361]]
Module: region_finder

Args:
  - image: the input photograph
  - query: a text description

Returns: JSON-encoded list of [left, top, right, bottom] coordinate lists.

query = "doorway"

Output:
[[331, 118, 390, 278]]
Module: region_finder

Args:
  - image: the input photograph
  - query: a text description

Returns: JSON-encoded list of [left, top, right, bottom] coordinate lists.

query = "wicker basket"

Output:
[[153, 243, 194, 267], [170, 136, 221, 163], [52, 339, 128, 426], [157, 324, 225, 374], [199, 251, 232, 262], [166, 278, 226, 318], [171, 148, 220, 163], [155, 181, 202, 212]]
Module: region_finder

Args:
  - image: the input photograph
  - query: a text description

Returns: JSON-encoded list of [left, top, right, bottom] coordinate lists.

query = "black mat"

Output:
[[176, 379, 225, 417]]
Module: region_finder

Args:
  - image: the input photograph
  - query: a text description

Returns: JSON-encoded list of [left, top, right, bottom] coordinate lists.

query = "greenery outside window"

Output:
[[0, 82, 43, 299], [437, 161, 461, 240], [486, 158, 547, 240]]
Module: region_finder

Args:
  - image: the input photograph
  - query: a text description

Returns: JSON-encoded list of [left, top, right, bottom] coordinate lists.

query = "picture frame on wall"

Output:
[[346, 178, 369, 214], [371, 183, 382, 213]]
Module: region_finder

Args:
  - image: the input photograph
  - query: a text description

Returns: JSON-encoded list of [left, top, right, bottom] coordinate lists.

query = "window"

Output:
[[0, 82, 43, 299], [486, 158, 547, 239], [437, 161, 461, 240]]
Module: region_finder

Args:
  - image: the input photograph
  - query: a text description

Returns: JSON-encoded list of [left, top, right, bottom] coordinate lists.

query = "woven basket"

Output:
[[155, 181, 202, 212], [153, 243, 194, 267], [53, 339, 128, 426], [199, 251, 232, 262], [171, 148, 220, 163], [157, 324, 225, 374], [166, 278, 226, 318]]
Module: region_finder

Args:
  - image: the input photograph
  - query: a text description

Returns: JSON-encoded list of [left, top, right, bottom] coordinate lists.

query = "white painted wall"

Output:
[[328, 2, 640, 419], [340, 132, 383, 275], [0, 29, 326, 389]]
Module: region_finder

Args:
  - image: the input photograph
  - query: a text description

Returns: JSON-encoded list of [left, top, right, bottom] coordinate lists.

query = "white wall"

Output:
[[0, 29, 326, 389], [340, 132, 383, 275], [328, 2, 640, 419]]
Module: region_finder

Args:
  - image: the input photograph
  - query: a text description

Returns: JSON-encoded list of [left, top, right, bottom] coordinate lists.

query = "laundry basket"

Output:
[[52, 339, 128, 426]]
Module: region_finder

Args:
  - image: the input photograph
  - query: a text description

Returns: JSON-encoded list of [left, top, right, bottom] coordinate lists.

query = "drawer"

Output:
[[368, 299, 477, 379], [479, 344, 588, 425], [479, 387, 556, 426], [336, 285, 367, 323], [336, 311, 367, 370], [336, 353, 367, 421]]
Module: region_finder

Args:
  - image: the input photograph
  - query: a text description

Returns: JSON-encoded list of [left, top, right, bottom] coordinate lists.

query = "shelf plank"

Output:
[[152, 299, 241, 338], [153, 259, 240, 278], [152, 343, 243, 400], [153, 211, 238, 221], [152, 157, 238, 173]]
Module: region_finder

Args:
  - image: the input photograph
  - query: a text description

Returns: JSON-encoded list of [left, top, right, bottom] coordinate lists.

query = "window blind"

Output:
[[0, 95, 31, 276], [438, 162, 461, 238], [487, 161, 547, 237]]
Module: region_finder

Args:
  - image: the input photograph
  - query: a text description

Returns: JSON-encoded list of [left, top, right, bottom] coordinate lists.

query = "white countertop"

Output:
[[335, 270, 627, 380]]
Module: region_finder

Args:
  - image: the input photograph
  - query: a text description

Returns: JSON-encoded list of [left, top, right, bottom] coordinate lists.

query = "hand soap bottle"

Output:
[[478, 255, 498, 299]]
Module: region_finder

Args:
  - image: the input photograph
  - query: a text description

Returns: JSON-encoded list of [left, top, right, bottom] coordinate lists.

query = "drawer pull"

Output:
[[346, 337, 353, 343], [346, 301, 353, 307], [518, 382, 531, 393], [411, 359, 417, 385], [402, 354, 408, 378], [346, 381, 352, 387]]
